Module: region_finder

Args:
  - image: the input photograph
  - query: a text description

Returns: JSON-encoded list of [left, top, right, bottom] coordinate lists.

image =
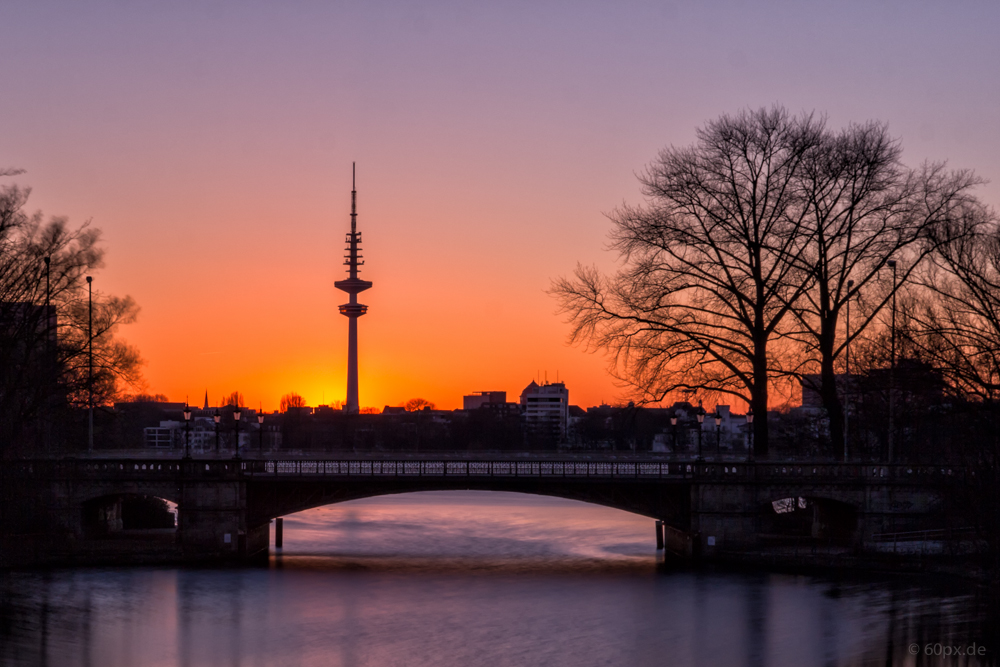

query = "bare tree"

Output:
[[405, 397, 435, 412], [0, 176, 142, 455], [279, 392, 306, 412], [905, 216, 1000, 570], [787, 122, 983, 457], [119, 393, 170, 403], [553, 107, 824, 456], [221, 391, 245, 408], [909, 211, 1000, 400]]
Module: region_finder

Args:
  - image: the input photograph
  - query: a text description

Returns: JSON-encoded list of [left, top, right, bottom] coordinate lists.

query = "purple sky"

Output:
[[2, 1, 998, 409]]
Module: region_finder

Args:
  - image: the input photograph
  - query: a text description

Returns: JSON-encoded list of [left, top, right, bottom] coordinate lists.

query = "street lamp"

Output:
[[86, 275, 93, 453], [714, 413, 722, 461], [233, 406, 242, 459], [845, 278, 854, 462], [696, 411, 705, 462], [183, 404, 192, 459], [887, 259, 898, 463], [43, 255, 51, 361], [746, 410, 754, 462], [213, 408, 221, 456], [43, 257, 51, 454], [670, 416, 678, 456]]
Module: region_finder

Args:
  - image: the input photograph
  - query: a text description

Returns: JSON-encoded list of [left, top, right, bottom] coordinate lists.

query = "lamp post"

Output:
[[213, 408, 221, 456], [845, 278, 854, 462], [714, 414, 722, 461], [86, 275, 93, 453], [43, 256, 51, 361], [887, 259, 898, 463], [43, 256, 50, 324], [257, 410, 265, 457], [670, 416, 678, 456], [233, 406, 242, 459], [696, 411, 705, 462], [43, 256, 51, 454], [183, 404, 192, 459], [746, 410, 754, 462]]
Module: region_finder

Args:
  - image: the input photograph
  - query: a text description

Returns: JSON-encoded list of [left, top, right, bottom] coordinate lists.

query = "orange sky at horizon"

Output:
[[53, 159, 632, 413], [4, 2, 999, 414], [93, 179, 626, 412]]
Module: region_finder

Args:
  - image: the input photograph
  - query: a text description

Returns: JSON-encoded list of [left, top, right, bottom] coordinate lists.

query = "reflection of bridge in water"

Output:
[[0, 456, 963, 566]]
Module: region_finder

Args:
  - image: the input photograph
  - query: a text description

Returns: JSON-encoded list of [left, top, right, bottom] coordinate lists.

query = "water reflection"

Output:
[[0, 491, 995, 666]]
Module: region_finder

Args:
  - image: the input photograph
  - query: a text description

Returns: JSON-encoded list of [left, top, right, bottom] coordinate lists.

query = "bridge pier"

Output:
[[176, 465, 268, 560], [688, 472, 761, 558]]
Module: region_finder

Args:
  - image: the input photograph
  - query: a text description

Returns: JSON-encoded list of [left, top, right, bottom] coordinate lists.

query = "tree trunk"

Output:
[[818, 318, 846, 460], [820, 356, 845, 461], [752, 343, 769, 458]]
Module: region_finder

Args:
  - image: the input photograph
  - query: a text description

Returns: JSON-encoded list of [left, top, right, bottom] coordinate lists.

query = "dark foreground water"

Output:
[[1, 491, 995, 666]]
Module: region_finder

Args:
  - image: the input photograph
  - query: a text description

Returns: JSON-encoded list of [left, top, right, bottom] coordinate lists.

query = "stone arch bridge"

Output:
[[0, 457, 963, 565]]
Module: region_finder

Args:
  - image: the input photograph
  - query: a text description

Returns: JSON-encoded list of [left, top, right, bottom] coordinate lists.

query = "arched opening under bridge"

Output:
[[82, 493, 178, 539], [758, 495, 858, 546], [270, 490, 666, 564]]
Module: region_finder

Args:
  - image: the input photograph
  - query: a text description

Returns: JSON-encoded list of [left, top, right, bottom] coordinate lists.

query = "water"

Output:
[[1, 491, 994, 666]]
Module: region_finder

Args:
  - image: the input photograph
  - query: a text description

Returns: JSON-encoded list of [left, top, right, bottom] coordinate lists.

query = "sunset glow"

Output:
[[3, 2, 998, 411]]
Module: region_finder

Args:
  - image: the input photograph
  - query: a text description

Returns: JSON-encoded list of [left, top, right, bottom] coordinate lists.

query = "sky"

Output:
[[2, 1, 999, 411]]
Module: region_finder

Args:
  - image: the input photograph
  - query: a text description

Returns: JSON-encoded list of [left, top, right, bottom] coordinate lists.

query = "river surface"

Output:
[[1, 491, 995, 666]]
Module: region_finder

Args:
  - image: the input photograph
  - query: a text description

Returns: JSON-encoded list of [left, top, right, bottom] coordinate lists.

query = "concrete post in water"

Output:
[[275, 517, 283, 548], [655, 520, 664, 550]]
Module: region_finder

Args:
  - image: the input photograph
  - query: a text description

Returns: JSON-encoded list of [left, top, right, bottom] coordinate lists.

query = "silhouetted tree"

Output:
[[405, 398, 435, 411], [554, 107, 989, 459], [553, 107, 825, 456], [119, 393, 170, 403], [786, 121, 982, 457], [279, 392, 305, 412], [221, 391, 245, 408], [910, 215, 1000, 399], [905, 212, 1000, 569], [0, 171, 143, 456]]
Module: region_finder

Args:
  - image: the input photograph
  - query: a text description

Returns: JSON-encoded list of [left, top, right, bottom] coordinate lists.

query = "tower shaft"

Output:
[[346, 316, 359, 412]]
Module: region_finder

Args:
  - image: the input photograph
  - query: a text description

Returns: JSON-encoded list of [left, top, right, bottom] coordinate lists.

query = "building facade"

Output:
[[519, 381, 569, 441], [463, 391, 507, 411]]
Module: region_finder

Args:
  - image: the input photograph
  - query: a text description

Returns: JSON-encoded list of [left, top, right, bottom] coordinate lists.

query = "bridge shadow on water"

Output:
[[269, 490, 659, 575]]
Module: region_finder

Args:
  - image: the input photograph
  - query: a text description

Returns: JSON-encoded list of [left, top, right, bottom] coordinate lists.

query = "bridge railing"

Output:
[[240, 460, 692, 479], [1, 459, 967, 484], [236, 460, 964, 482]]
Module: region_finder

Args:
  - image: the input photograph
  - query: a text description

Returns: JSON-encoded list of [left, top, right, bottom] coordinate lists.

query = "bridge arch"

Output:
[[246, 477, 692, 533]]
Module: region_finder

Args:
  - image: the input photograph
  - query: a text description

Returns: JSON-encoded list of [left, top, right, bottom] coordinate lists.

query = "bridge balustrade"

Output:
[[2, 459, 967, 486], [240, 459, 691, 479], [76, 461, 184, 477]]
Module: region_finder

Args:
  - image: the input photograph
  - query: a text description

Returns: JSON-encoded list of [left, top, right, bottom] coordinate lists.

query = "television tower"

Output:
[[334, 163, 372, 414]]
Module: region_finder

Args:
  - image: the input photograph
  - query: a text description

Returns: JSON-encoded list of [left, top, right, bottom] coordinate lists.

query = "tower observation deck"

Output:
[[334, 163, 372, 414]]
